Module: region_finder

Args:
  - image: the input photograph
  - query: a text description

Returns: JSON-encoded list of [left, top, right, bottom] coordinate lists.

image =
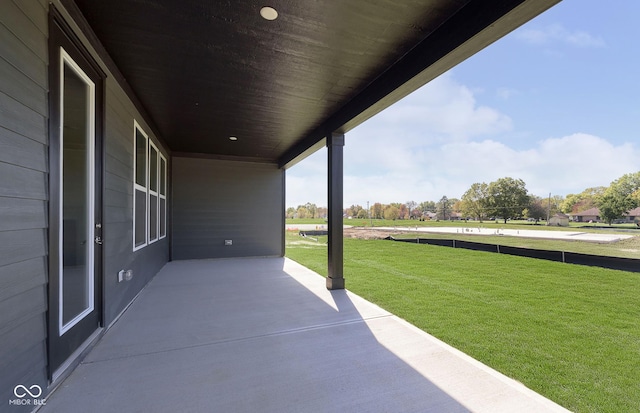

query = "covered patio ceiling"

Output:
[[67, 0, 559, 167]]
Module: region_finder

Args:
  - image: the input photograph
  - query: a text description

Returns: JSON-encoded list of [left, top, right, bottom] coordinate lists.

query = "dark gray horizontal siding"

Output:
[[0, 229, 47, 268], [0, 126, 48, 171], [103, 222, 132, 246], [106, 172, 133, 196], [103, 242, 169, 326], [0, 0, 48, 407], [172, 157, 284, 260], [104, 205, 130, 225], [0, 198, 47, 231], [102, 77, 170, 326], [0, 162, 47, 199], [0, 16, 47, 89], [0, 284, 47, 339], [106, 152, 132, 182], [0, 0, 48, 60], [105, 106, 134, 159], [0, 339, 47, 413], [105, 187, 131, 209], [0, 313, 46, 376], [104, 231, 133, 259], [106, 76, 138, 115], [104, 123, 132, 161], [0, 56, 47, 115], [0, 339, 47, 407], [0, 91, 47, 143], [13, 0, 48, 38], [0, 257, 47, 303]]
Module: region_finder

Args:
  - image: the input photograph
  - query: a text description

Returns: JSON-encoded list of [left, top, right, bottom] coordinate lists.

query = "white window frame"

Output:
[[133, 121, 148, 251], [133, 121, 167, 250], [59, 47, 96, 334], [159, 154, 167, 240], [148, 141, 159, 244]]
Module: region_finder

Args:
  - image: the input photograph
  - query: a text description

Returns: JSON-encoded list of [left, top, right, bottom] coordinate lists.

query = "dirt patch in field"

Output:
[[344, 227, 397, 240]]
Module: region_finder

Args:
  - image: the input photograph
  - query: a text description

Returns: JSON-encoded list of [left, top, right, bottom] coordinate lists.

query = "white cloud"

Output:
[[516, 24, 605, 48], [338, 73, 513, 179], [496, 87, 518, 100], [285, 73, 638, 208], [287, 131, 639, 208], [374, 73, 513, 142], [285, 149, 327, 207], [339, 133, 640, 206]]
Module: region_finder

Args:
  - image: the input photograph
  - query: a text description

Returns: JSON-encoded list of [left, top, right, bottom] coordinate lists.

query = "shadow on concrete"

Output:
[[39, 257, 566, 413]]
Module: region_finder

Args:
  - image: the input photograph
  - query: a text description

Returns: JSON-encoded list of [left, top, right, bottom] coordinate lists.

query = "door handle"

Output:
[[95, 236, 103, 245]]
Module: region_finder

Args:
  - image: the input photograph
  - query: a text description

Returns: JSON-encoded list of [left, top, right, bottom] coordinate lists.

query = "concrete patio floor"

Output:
[[40, 257, 571, 413]]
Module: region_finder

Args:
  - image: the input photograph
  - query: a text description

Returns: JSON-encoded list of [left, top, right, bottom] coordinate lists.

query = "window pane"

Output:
[[149, 194, 158, 241], [62, 62, 92, 325], [135, 129, 146, 186], [149, 146, 158, 192], [135, 189, 146, 246], [160, 158, 166, 196], [160, 198, 166, 237]]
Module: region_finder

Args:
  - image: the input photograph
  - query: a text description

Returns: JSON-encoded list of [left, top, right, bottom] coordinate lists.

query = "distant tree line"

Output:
[[458, 177, 564, 224], [561, 171, 640, 225], [286, 203, 327, 219], [286, 171, 640, 226]]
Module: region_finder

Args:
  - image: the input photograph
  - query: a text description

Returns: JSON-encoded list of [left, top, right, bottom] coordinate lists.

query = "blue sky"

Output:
[[286, 0, 640, 208]]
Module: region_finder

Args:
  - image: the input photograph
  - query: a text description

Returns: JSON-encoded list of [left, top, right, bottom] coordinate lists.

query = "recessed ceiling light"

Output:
[[260, 6, 278, 21], [229, 136, 238, 141]]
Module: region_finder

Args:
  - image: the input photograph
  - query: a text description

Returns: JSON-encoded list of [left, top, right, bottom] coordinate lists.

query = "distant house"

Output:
[[549, 213, 570, 227], [572, 207, 601, 223], [419, 211, 437, 221], [624, 207, 640, 223], [572, 207, 640, 224]]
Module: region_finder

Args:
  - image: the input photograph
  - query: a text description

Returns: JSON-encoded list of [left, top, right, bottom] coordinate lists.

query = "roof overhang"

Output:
[[65, 0, 561, 168]]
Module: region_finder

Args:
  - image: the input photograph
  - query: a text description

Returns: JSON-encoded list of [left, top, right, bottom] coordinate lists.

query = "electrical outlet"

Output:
[[118, 269, 134, 282]]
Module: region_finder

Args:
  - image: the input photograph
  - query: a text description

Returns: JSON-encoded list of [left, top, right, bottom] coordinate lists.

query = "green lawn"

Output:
[[286, 232, 640, 413], [286, 218, 327, 225]]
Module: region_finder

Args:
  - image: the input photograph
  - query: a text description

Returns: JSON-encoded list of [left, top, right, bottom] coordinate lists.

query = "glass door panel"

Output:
[[60, 52, 95, 334]]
